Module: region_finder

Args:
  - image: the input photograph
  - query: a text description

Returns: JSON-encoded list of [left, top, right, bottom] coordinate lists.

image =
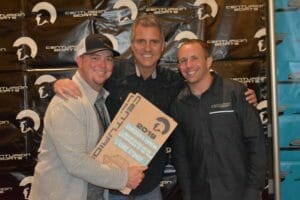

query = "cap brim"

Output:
[[83, 48, 120, 57]]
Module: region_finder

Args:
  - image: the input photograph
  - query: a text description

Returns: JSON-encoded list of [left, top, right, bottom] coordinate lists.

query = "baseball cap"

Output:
[[76, 34, 120, 57]]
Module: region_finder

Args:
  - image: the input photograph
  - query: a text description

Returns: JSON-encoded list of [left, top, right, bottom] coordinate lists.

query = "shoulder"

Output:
[[218, 76, 248, 105], [112, 58, 135, 77], [157, 66, 184, 87], [221, 76, 247, 94], [46, 95, 91, 122], [171, 86, 190, 110], [158, 66, 181, 79]]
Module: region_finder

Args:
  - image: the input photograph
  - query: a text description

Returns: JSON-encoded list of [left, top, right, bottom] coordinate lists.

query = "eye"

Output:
[[190, 56, 199, 62], [178, 58, 188, 65], [106, 56, 113, 62], [135, 39, 145, 45], [151, 39, 161, 45], [90, 55, 98, 61]]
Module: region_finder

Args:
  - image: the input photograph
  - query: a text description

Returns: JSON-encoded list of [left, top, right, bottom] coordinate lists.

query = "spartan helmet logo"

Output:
[[16, 110, 40, 134], [153, 117, 170, 135], [256, 100, 268, 125], [113, 0, 138, 23], [34, 75, 57, 99], [13, 37, 38, 61], [174, 31, 198, 48], [102, 33, 119, 52], [32, 2, 57, 26], [254, 28, 267, 52], [19, 176, 33, 199], [194, 0, 218, 20]]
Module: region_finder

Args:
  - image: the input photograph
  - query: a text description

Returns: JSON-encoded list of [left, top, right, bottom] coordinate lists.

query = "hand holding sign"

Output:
[[91, 93, 177, 194]]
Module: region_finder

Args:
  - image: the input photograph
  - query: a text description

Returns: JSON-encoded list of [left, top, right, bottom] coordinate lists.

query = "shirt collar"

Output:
[[73, 71, 109, 105], [135, 65, 157, 79], [178, 72, 220, 103]]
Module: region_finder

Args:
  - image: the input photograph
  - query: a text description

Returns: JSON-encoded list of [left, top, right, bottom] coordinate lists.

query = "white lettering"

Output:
[[0, 187, 13, 194], [0, 153, 30, 161], [232, 76, 267, 84], [64, 10, 104, 18], [226, 4, 264, 12], [0, 86, 28, 93], [0, 12, 25, 20], [208, 39, 248, 46], [0, 120, 9, 126], [45, 45, 77, 52], [146, 7, 187, 15]]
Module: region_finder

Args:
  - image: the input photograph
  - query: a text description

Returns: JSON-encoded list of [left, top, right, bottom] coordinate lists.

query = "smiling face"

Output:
[[131, 25, 165, 75], [76, 50, 113, 91], [177, 41, 213, 91]]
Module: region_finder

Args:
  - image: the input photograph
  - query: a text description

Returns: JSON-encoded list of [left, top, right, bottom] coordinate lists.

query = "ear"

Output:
[[160, 41, 166, 56], [75, 56, 82, 68], [206, 56, 213, 70], [162, 41, 166, 50]]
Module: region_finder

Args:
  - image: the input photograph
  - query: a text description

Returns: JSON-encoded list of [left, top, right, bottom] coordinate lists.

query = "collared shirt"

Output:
[[104, 58, 185, 195], [135, 65, 157, 79], [75, 72, 110, 111], [76, 72, 110, 132], [74, 72, 112, 200]]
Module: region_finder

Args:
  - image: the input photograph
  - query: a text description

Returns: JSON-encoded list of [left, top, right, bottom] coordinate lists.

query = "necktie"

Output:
[[94, 95, 110, 131], [87, 96, 109, 199]]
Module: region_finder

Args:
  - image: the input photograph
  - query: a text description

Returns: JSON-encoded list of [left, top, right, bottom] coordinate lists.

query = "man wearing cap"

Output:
[[28, 34, 146, 200]]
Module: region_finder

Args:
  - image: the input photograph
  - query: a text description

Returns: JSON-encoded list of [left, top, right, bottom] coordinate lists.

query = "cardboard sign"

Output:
[[91, 93, 177, 194]]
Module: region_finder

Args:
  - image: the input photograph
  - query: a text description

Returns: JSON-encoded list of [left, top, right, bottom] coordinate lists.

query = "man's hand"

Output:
[[126, 166, 147, 189], [245, 88, 257, 106], [54, 79, 82, 100]]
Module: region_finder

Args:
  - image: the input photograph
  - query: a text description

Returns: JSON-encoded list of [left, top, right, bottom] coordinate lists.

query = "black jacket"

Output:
[[105, 58, 184, 195], [171, 73, 266, 200]]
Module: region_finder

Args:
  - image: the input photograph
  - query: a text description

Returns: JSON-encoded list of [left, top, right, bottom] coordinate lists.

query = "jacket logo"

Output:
[[211, 102, 231, 109]]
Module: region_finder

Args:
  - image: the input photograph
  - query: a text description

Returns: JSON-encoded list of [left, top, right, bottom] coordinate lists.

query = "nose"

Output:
[[186, 59, 193, 68], [144, 42, 151, 51], [96, 58, 108, 68]]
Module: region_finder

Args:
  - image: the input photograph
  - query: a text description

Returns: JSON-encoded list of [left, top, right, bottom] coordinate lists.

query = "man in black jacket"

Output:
[[171, 39, 266, 200]]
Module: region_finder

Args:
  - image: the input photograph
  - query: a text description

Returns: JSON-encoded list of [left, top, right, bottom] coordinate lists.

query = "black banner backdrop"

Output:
[[0, 0, 270, 199]]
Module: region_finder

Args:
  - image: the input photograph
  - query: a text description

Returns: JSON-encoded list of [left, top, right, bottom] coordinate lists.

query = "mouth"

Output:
[[94, 70, 108, 76], [186, 70, 196, 76], [142, 54, 153, 58]]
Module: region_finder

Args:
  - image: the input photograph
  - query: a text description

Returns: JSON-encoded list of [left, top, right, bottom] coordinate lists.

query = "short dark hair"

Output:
[[178, 39, 212, 58]]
